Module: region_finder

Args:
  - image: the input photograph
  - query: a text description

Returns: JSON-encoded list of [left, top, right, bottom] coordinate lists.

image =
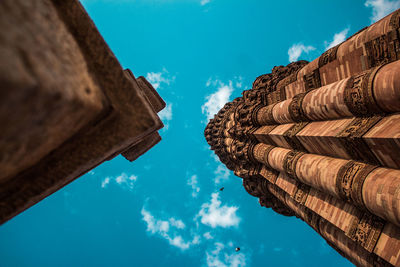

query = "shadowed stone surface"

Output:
[[0, 0, 165, 224]]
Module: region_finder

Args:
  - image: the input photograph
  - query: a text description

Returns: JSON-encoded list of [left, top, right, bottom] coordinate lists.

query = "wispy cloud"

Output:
[[202, 78, 243, 121], [101, 173, 137, 190], [325, 28, 350, 50], [188, 175, 201, 198], [206, 242, 246, 267], [203, 232, 214, 240], [169, 218, 186, 229], [141, 207, 198, 250], [198, 192, 240, 228], [145, 68, 174, 129], [214, 164, 230, 184], [145, 68, 175, 90], [365, 0, 400, 22], [288, 43, 315, 62], [201, 0, 211, 5], [211, 153, 231, 184], [158, 103, 173, 130], [101, 177, 110, 188]]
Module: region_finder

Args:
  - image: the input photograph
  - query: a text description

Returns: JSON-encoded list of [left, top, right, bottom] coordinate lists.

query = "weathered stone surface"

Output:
[[0, 0, 107, 183], [0, 0, 165, 224]]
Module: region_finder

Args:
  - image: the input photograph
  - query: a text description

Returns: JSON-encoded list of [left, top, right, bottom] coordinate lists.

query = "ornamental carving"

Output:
[[354, 213, 385, 252], [283, 151, 305, 180], [252, 143, 275, 168], [253, 61, 308, 92], [242, 176, 269, 198], [318, 45, 339, 68], [337, 116, 382, 165], [256, 104, 277, 125], [283, 122, 309, 152], [303, 69, 321, 91], [293, 183, 310, 205], [336, 161, 378, 208], [288, 93, 308, 122], [389, 9, 400, 29], [365, 29, 400, 68], [343, 68, 384, 116]]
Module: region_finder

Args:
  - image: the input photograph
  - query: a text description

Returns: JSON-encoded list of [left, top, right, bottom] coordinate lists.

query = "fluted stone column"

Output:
[[205, 8, 400, 266]]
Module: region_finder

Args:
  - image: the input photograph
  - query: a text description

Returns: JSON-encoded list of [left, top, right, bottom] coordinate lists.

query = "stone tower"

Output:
[[0, 0, 165, 224], [205, 9, 400, 266]]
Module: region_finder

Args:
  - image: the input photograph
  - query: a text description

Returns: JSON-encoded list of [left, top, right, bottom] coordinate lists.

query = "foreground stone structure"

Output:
[[206, 9, 400, 266], [0, 0, 165, 224]]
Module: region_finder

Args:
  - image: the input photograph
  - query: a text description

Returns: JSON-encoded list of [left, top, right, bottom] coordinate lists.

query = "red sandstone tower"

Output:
[[206, 9, 400, 267], [0, 0, 165, 224]]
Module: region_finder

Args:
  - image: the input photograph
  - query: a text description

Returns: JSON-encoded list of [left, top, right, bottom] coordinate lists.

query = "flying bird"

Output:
[[235, 247, 240, 252], [219, 187, 224, 191]]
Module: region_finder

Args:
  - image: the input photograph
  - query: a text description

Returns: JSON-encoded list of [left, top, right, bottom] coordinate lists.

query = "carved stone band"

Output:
[[288, 92, 309, 122], [318, 45, 339, 68], [343, 67, 384, 116], [252, 143, 274, 169], [283, 150, 305, 180], [335, 160, 378, 208], [256, 104, 277, 125]]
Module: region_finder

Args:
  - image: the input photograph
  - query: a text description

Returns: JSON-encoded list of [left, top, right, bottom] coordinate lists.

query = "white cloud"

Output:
[[202, 80, 234, 121], [214, 164, 230, 184], [101, 177, 110, 188], [145, 68, 174, 129], [141, 208, 198, 250], [206, 242, 246, 267], [201, 0, 211, 5], [187, 175, 201, 198], [145, 68, 174, 90], [159, 103, 173, 126], [203, 232, 214, 240], [325, 28, 350, 50], [365, 0, 400, 22], [288, 43, 316, 62], [101, 173, 137, 190], [169, 218, 186, 229], [198, 192, 240, 228]]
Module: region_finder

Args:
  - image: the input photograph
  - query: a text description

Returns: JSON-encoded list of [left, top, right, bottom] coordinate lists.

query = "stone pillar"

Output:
[[255, 60, 400, 126], [252, 143, 400, 228]]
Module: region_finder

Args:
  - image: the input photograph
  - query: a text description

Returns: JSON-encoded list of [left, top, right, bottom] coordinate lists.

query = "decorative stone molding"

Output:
[[335, 161, 378, 208], [343, 67, 384, 116], [318, 45, 339, 68], [288, 93, 309, 122]]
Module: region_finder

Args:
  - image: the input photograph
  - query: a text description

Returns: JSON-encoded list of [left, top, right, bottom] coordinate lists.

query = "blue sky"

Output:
[[1, 1, 400, 266]]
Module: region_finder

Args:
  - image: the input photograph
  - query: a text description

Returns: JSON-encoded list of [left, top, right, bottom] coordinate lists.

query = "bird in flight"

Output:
[[219, 187, 224, 191]]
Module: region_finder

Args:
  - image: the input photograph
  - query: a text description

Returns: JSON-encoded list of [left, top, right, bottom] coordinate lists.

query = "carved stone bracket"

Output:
[[283, 122, 309, 152], [243, 176, 269, 198], [337, 116, 382, 165]]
